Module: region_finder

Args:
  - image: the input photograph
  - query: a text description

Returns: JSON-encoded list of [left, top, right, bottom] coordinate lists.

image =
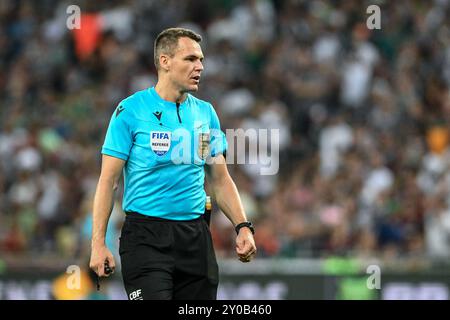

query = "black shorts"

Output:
[[119, 212, 219, 300]]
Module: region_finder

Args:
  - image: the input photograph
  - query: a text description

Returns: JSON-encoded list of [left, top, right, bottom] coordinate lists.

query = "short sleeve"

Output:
[[208, 104, 228, 157], [101, 104, 133, 161]]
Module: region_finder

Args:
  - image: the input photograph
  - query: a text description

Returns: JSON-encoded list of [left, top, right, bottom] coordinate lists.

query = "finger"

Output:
[[243, 251, 255, 260], [238, 248, 254, 261], [105, 257, 116, 276], [237, 250, 248, 258], [104, 267, 115, 277], [97, 264, 105, 277], [236, 249, 248, 258], [103, 266, 113, 277], [107, 256, 116, 269], [240, 249, 256, 261], [240, 242, 254, 256], [246, 247, 257, 258], [239, 256, 251, 263]]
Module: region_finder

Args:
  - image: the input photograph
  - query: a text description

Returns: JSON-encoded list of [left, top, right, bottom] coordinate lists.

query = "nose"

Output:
[[195, 60, 204, 72]]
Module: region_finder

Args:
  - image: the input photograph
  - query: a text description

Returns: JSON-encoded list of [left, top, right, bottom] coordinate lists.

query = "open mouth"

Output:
[[191, 75, 200, 82]]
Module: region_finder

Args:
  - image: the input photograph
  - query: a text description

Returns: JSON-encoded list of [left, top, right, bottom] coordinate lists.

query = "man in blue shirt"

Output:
[[89, 28, 257, 300]]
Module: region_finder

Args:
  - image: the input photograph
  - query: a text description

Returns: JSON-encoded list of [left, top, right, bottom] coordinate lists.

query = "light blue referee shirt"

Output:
[[101, 87, 227, 220]]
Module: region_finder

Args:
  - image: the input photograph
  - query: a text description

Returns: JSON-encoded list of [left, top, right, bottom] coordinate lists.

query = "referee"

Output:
[[89, 28, 257, 300]]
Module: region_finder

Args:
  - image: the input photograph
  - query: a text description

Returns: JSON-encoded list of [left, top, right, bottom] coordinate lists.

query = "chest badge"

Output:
[[151, 131, 171, 156], [198, 132, 210, 160]]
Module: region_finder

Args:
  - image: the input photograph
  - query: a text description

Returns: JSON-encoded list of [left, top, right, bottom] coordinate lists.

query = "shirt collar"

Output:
[[149, 86, 189, 107]]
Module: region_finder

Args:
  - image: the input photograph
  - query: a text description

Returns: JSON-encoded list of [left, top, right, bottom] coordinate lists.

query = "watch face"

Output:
[[236, 222, 255, 235]]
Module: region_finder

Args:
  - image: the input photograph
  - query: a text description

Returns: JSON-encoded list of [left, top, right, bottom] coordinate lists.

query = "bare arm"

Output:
[[90, 154, 125, 276], [209, 155, 257, 262]]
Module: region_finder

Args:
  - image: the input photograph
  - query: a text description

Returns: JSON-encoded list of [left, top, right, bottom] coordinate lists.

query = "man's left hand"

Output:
[[236, 227, 257, 263]]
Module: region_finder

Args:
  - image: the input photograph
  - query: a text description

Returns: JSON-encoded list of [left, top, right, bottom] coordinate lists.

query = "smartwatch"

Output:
[[235, 222, 255, 235]]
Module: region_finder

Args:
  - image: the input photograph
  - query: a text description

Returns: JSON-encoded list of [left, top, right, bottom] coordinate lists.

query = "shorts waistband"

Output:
[[125, 211, 202, 222]]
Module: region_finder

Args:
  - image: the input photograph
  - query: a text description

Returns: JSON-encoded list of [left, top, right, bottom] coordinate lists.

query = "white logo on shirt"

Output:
[[150, 131, 171, 156]]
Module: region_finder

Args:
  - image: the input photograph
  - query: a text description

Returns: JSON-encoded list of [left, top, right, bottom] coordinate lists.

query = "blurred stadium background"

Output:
[[1, 0, 450, 300]]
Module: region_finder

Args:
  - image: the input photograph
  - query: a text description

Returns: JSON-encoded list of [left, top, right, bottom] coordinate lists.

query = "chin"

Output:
[[187, 84, 199, 92], [180, 83, 199, 94]]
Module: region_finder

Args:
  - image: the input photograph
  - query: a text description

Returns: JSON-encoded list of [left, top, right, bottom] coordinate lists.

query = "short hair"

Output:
[[154, 28, 202, 69]]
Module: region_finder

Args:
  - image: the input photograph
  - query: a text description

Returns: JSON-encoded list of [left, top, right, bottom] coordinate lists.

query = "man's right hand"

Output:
[[89, 244, 116, 277]]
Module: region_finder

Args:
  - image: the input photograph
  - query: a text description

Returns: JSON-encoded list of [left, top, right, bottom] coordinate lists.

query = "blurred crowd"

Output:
[[1, 0, 450, 267]]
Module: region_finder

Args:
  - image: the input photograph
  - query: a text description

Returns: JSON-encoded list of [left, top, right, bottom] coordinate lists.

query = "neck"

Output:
[[154, 79, 187, 104]]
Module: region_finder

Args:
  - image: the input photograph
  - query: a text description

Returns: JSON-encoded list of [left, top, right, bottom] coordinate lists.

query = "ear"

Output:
[[159, 54, 171, 72]]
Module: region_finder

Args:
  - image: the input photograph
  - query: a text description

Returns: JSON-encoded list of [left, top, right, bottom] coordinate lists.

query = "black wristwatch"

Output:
[[235, 222, 255, 235]]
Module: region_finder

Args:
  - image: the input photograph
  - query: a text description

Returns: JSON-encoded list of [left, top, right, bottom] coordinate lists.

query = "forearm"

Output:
[[91, 176, 117, 246], [213, 174, 247, 226]]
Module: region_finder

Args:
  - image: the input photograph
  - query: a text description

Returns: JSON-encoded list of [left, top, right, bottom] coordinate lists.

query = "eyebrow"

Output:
[[184, 54, 204, 61]]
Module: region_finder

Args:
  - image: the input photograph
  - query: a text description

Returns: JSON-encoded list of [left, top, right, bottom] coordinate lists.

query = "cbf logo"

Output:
[[129, 289, 143, 300], [151, 131, 171, 156]]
